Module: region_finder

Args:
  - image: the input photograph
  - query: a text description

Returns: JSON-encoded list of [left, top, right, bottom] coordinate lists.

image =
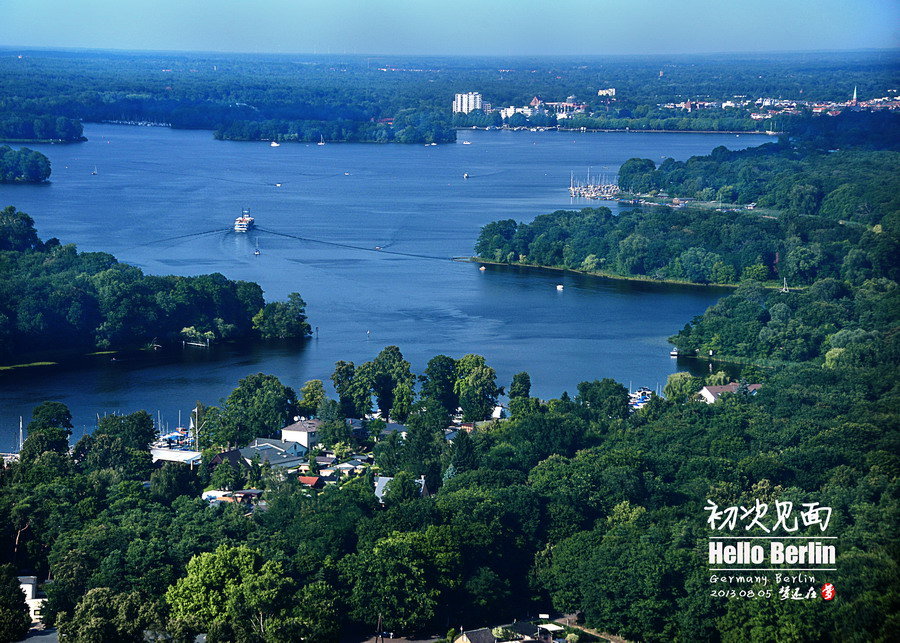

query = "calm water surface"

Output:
[[0, 125, 771, 447]]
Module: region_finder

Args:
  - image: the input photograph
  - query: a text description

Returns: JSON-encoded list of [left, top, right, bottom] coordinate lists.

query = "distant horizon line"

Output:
[[2, 44, 898, 59]]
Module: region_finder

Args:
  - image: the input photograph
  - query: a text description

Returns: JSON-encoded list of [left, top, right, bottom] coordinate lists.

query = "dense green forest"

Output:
[[0, 48, 895, 143], [0, 146, 51, 183], [619, 112, 900, 212], [214, 108, 456, 144], [0, 115, 83, 143], [0, 206, 311, 363], [475, 113, 899, 286], [1, 286, 896, 640]]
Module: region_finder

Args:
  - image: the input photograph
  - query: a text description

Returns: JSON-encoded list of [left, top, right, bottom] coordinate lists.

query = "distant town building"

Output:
[[453, 92, 483, 114], [543, 96, 587, 115], [597, 87, 616, 97], [499, 105, 535, 119]]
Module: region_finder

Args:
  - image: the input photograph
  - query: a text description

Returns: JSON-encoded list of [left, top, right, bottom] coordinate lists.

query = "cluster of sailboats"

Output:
[[569, 170, 620, 199]]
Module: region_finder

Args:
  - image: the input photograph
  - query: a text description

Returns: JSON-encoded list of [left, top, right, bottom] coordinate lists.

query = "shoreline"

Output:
[[0, 137, 86, 144], [466, 257, 796, 291], [457, 126, 777, 135]]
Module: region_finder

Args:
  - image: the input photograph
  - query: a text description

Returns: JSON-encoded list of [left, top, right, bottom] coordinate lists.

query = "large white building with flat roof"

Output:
[[453, 92, 483, 114]]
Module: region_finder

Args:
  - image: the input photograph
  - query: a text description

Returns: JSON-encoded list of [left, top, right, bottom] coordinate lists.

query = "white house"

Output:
[[698, 383, 762, 404], [281, 418, 322, 449]]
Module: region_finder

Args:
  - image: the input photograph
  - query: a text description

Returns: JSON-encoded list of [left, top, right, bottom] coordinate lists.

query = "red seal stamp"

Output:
[[820, 583, 836, 600]]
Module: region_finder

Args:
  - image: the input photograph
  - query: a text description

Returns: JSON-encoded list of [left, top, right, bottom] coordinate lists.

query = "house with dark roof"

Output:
[[281, 418, 322, 449], [454, 628, 496, 643], [208, 449, 248, 471], [378, 422, 408, 440], [239, 438, 307, 469]]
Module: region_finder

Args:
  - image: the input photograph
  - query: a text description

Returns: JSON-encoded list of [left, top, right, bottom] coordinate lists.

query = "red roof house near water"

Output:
[[698, 383, 762, 404]]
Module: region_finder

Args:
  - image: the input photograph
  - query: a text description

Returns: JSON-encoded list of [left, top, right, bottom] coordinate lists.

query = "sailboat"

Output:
[[317, 135, 326, 146], [90, 166, 98, 175], [254, 239, 261, 256]]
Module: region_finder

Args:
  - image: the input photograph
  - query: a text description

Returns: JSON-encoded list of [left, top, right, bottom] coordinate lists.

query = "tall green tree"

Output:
[[664, 372, 702, 403], [343, 532, 455, 634], [215, 373, 297, 446], [57, 588, 160, 643], [26, 401, 73, 434], [252, 292, 311, 339], [166, 545, 294, 639], [454, 356, 502, 422], [420, 355, 459, 415], [508, 372, 531, 400], [366, 346, 414, 420], [331, 360, 359, 417], [0, 564, 30, 642], [297, 379, 326, 418]]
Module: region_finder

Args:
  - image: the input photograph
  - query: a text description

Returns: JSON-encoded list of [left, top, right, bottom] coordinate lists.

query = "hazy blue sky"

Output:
[[1, 0, 897, 55]]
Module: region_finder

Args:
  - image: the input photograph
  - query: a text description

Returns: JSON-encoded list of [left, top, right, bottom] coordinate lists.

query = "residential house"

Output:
[[297, 475, 325, 489], [698, 382, 762, 404], [378, 422, 408, 440], [454, 629, 496, 643], [239, 438, 307, 469], [333, 459, 368, 477], [150, 447, 202, 467], [208, 449, 248, 472], [18, 576, 43, 625], [281, 418, 322, 449], [373, 475, 428, 504]]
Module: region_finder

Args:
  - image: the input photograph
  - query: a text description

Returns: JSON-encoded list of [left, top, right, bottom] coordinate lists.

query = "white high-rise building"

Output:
[[453, 92, 483, 114]]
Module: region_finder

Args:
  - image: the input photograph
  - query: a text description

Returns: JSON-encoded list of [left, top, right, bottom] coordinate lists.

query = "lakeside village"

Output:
[[5, 379, 756, 638], [452, 86, 900, 131], [6, 379, 747, 500]]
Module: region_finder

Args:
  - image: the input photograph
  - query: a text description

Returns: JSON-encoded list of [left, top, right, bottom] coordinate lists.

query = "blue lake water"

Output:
[[0, 125, 772, 447]]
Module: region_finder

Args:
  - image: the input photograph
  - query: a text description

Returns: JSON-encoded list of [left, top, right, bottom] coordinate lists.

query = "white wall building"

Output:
[[281, 418, 321, 449], [453, 92, 483, 114]]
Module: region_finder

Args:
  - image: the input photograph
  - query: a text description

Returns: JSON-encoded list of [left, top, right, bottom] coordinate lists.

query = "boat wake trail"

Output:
[[134, 228, 228, 247], [256, 227, 451, 261]]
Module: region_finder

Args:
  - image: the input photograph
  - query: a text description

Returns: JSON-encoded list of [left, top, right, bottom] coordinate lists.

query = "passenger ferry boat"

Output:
[[234, 208, 255, 232]]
